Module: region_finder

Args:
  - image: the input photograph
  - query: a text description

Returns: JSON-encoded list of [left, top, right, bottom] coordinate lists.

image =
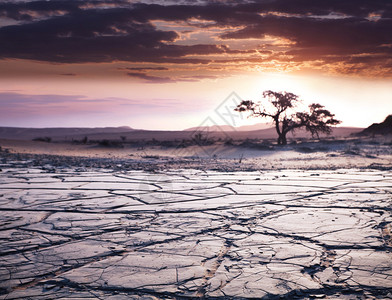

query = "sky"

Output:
[[0, 0, 391, 130]]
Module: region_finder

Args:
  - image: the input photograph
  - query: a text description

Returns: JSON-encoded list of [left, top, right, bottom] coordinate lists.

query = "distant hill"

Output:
[[0, 126, 363, 142], [358, 115, 392, 136], [184, 123, 272, 132], [0, 126, 134, 140]]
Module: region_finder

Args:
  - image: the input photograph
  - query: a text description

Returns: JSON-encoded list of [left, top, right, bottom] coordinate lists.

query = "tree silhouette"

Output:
[[235, 90, 341, 145]]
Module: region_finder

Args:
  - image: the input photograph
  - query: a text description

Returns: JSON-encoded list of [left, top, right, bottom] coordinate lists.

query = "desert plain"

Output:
[[0, 129, 391, 299]]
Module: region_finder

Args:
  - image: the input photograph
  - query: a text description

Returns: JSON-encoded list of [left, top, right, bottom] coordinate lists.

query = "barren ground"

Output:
[[0, 139, 391, 299]]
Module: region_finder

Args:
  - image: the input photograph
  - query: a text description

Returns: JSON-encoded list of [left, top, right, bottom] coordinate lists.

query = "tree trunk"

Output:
[[277, 132, 287, 145], [281, 133, 287, 145], [275, 118, 283, 145]]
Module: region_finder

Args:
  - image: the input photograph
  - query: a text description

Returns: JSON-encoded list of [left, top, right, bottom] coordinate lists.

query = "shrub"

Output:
[[32, 137, 52, 143], [98, 140, 124, 148]]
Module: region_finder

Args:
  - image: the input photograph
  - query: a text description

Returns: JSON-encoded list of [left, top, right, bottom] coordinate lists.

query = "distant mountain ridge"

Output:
[[184, 123, 272, 132], [358, 115, 392, 136], [0, 126, 134, 140], [0, 126, 364, 141]]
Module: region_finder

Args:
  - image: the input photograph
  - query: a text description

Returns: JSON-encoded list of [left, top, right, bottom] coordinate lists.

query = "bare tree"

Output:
[[235, 90, 341, 145]]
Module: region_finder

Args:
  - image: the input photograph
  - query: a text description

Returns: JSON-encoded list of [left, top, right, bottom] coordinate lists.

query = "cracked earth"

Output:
[[1, 161, 392, 299]]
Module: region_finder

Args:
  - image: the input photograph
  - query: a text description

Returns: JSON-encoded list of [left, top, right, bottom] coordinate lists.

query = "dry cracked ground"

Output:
[[0, 160, 392, 299]]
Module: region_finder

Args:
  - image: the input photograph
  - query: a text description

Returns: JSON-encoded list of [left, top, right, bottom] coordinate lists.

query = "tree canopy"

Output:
[[235, 90, 341, 145]]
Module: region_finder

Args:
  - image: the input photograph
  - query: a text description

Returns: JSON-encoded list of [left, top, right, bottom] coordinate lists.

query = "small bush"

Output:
[[98, 140, 124, 148], [191, 132, 215, 146], [32, 137, 52, 143], [142, 155, 160, 159], [159, 140, 179, 148], [224, 138, 234, 146]]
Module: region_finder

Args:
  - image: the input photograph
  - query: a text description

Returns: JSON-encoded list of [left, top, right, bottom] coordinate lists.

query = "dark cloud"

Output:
[[120, 67, 169, 71], [0, 2, 228, 63], [0, 0, 391, 76], [0, 1, 80, 21], [126, 72, 174, 83], [126, 71, 219, 83], [239, 0, 392, 18], [0, 7, 177, 63], [221, 15, 392, 60]]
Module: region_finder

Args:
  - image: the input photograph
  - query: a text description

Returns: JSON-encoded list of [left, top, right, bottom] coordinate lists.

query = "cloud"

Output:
[[0, 90, 202, 127], [0, 0, 391, 77], [0, 91, 187, 118], [0, 2, 228, 64], [221, 15, 392, 52], [126, 72, 174, 83], [126, 71, 220, 83], [0, 7, 177, 63], [0, 1, 81, 21], [120, 66, 169, 71]]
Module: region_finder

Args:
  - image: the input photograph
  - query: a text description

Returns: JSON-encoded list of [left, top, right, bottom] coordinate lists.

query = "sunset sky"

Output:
[[0, 0, 391, 130]]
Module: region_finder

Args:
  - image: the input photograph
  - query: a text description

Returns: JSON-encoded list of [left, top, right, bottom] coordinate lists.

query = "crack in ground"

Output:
[[1, 167, 392, 299]]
